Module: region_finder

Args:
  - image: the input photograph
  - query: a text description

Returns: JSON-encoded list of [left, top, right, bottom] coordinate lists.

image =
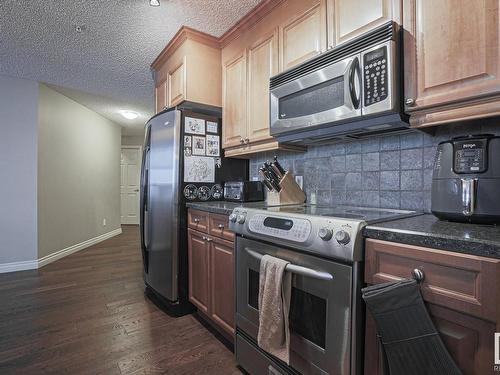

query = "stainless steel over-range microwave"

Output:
[[270, 22, 408, 144]]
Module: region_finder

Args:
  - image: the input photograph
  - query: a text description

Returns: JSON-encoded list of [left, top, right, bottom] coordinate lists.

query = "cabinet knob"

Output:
[[412, 268, 425, 283], [218, 224, 224, 229], [202, 236, 207, 241], [405, 98, 416, 106], [194, 218, 200, 223], [206, 237, 213, 242], [245, 138, 250, 144], [240, 138, 245, 144]]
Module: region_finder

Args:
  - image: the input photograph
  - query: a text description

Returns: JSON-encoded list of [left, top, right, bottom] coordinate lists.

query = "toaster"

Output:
[[224, 181, 264, 202], [431, 134, 500, 224]]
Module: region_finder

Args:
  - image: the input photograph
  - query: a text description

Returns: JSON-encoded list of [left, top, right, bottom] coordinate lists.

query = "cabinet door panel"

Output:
[[280, 1, 327, 71], [188, 229, 209, 313], [404, 0, 500, 111], [330, 0, 394, 47], [210, 238, 235, 335], [155, 80, 167, 114], [168, 57, 186, 107], [247, 30, 278, 143], [223, 52, 247, 148]]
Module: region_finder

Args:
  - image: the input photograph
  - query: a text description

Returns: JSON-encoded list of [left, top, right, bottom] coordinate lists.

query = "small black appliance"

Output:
[[224, 181, 264, 202], [431, 134, 500, 224]]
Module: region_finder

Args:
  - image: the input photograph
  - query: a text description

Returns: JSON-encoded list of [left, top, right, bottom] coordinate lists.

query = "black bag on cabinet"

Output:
[[362, 279, 462, 375]]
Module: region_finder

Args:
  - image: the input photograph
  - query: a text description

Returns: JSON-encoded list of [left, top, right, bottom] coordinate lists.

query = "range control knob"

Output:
[[335, 230, 350, 245], [236, 214, 246, 224], [318, 227, 333, 241], [229, 213, 237, 223]]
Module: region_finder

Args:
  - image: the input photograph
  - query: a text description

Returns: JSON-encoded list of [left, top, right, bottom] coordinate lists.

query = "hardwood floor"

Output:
[[0, 225, 241, 375]]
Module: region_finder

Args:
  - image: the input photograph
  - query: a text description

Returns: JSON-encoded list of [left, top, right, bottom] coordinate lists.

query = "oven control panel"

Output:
[[248, 214, 312, 243], [363, 46, 388, 106]]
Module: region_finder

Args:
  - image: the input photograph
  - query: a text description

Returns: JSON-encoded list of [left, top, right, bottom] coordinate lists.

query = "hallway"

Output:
[[0, 226, 239, 374]]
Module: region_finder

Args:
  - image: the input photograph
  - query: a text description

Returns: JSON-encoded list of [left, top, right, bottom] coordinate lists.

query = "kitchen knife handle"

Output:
[[273, 156, 287, 175], [259, 169, 275, 191]]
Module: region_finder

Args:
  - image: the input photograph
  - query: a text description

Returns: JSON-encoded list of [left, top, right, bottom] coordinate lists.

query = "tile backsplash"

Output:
[[249, 121, 500, 212]]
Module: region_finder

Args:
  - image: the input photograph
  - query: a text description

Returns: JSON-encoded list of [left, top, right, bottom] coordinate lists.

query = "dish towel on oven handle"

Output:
[[257, 254, 292, 364], [362, 279, 462, 375]]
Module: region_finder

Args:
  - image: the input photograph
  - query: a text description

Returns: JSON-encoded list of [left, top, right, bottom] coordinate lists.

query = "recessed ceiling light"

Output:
[[75, 24, 87, 33], [121, 111, 139, 120], [149, 0, 160, 6]]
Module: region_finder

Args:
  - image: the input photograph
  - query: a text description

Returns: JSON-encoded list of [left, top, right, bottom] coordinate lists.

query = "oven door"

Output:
[[236, 237, 353, 375], [270, 54, 362, 136]]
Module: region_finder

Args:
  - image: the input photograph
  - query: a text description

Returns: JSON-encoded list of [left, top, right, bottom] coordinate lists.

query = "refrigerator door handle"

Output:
[[140, 127, 151, 274]]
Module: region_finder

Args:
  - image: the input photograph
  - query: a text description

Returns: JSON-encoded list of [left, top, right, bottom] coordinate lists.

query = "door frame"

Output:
[[120, 145, 143, 225]]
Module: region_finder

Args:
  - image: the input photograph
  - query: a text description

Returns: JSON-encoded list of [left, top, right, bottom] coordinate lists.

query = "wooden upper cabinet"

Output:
[[222, 52, 247, 148], [328, 0, 399, 47], [151, 27, 221, 114], [247, 29, 278, 143], [280, 0, 327, 71], [155, 80, 167, 113], [167, 57, 186, 107], [404, 0, 500, 126]]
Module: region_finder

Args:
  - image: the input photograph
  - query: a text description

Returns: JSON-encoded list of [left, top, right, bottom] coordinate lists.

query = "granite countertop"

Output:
[[185, 201, 268, 215], [363, 214, 500, 259]]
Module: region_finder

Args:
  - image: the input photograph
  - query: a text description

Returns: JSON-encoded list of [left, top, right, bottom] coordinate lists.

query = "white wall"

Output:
[[38, 84, 122, 259], [0, 75, 39, 268], [121, 135, 144, 146]]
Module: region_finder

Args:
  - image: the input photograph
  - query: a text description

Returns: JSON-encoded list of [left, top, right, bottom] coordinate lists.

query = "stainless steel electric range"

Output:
[[228, 204, 419, 375]]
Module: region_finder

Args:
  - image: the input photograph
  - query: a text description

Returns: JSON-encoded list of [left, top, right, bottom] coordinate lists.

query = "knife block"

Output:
[[266, 172, 306, 206]]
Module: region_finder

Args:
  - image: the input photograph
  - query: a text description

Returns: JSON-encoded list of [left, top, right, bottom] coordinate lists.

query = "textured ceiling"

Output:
[[0, 0, 261, 135]]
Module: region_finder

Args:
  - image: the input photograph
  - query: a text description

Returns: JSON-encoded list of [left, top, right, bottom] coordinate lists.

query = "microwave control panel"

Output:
[[363, 46, 388, 106]]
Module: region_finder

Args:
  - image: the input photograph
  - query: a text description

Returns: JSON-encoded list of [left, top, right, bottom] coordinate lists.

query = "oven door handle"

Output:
[[245, 248, 334, 281]]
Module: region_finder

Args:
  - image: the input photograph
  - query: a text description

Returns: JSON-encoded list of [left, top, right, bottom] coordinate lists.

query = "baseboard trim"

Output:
[[38, 228, 123, 268], [0, 260, 38, 273]]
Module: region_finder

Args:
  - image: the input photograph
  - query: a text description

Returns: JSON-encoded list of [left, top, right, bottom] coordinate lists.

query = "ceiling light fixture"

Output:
[[149, 0, 160, 6], [120, 111, 139, 120]]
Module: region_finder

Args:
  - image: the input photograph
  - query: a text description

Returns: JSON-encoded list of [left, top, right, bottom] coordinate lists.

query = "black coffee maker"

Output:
[[431, 134, 500, 224]]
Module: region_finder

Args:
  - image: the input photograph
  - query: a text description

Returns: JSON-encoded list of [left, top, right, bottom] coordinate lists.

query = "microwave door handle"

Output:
[[245, 248, 333, 281], [461, 178, 477, 216], [348, 56, 361, 109]]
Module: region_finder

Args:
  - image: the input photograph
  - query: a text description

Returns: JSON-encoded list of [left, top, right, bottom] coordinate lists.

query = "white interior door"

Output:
[[121, 146, 142, 225]]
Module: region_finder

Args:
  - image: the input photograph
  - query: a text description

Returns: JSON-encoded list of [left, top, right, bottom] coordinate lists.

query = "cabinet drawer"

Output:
[[187, 209, 209, 233], [209, 213, 235, 242], [365, 239, 500, 322]]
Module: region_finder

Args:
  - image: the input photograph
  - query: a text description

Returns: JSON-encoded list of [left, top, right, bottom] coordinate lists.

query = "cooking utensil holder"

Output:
[[266, 172, 306, 206]]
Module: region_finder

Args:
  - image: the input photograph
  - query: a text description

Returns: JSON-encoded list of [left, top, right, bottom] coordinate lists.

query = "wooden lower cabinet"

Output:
[[210, 237, 235, 335], [187, 211, 235, 339], [364, 239, 500, 375], [187, 229, 210, 314]]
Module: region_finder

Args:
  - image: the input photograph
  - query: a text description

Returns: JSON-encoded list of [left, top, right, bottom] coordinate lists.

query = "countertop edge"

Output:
[[363, 225, 500, 259], [185, 202, 234, 215]]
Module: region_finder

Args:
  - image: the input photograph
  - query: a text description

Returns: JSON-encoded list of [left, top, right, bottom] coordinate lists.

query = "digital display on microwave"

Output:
[[365, 47, 385, 62], [263, 217, 294, 230]]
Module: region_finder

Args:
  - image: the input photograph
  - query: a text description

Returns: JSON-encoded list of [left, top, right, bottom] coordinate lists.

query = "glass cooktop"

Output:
[[260, 204, 420, 224]]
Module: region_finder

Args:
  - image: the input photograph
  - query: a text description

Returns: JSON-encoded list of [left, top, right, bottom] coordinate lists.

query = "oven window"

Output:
[[290, 288, 327, 349], [278, 77, 345, 119], [247, 269, 327, 349], [248, 269, 260, 309]]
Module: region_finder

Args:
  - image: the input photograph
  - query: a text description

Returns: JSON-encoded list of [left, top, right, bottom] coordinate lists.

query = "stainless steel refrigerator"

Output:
[[140, 102, 247, 315]]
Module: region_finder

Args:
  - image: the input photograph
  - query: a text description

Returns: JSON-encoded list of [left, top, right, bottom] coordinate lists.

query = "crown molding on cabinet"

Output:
[[151, 0, 286, 69], [219, 0, 286, 47], [151, 26, 220, 69]]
